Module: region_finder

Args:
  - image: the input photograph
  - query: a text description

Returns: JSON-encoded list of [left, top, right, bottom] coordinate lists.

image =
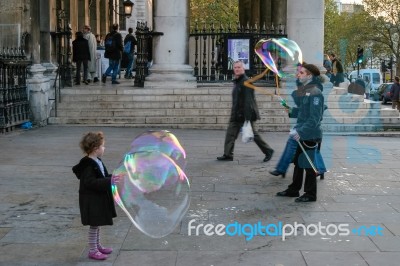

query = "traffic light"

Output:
[[381, 61, 387, 72], [387, 57, 393, 70], [357, 46, 364, 64]]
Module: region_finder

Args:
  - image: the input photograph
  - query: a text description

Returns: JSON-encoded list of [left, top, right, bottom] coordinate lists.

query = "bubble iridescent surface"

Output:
[[255, 38, 303, 78], [112, 131, 190, 238], [130, 130, 187, 170]]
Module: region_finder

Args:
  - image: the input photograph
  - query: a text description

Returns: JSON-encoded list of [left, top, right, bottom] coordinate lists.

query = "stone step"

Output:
[[328, 108, 399, 117], [47, 116, 385, 132], [52, 107, 380, 121], [323, 116, 400, 124], [49, 81, 398, 132], [56, 98, 380, 110], [47, 117, 290, 131], [59, 91, 367, 103]]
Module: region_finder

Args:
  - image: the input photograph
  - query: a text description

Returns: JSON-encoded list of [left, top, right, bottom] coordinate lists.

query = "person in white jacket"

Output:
[[83, 25, 99, 83]]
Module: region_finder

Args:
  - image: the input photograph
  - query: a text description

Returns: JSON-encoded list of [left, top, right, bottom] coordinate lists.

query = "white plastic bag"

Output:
[[241, 121, 254, 143]]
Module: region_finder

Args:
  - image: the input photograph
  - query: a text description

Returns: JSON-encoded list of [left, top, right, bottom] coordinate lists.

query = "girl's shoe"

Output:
[[98, 246, 113, 254], [88, 250, 108, 260]]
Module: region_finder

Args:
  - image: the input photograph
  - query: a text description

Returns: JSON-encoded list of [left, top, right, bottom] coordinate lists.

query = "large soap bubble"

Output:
[[112, 131, 190, 238], [255, 38, 303, 78], [130, 130, 187, 170]]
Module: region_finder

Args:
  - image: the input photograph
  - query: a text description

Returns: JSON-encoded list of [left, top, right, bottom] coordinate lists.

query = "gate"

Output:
[[189, 22, 287, 83]]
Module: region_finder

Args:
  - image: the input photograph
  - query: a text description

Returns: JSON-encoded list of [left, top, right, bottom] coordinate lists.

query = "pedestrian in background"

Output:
[[123, 27, 137, 79], [103, 23, 123, 84], [72, 131, 119, 260], [391, 76, 400, 111], [364, 76, 372, 99], [276, 64, 325, 202], [329, 53, 344, 86], [72, 31, 90, 85], [323, 54, 332, 78], [83, 25, 99, 83], [217, 61, 274, 162]]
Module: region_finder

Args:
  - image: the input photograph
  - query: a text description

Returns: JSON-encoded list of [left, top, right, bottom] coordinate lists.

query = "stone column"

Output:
[[272, 0, 287, 29], [27, 0, 51, 126], [250, 0, 260, 26], [27, 65, 51, 126], [40, 0, 57, 92], [287, 0, 324, 66], [99, 0, 109, 37], [90, 0, 100, 34], [260, 0, 272, 29], [239, 0, 252, 27], [78, 0, 89, 31], [148, 0, 195, 88]]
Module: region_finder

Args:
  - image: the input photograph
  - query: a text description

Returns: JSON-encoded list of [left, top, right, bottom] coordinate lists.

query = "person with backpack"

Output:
[[102, 24, 123, 84], [123, 27, 137, 79]]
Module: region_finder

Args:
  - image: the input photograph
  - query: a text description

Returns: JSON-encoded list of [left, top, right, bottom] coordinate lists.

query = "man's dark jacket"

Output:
[[230, 74, 260, 122], [390, 82, 400, 101], [104, 30, 123, 60], [72, 36, 90, 62]]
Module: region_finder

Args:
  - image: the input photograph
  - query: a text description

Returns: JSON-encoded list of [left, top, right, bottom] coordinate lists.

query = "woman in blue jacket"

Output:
[[276, 64, 325, 202]]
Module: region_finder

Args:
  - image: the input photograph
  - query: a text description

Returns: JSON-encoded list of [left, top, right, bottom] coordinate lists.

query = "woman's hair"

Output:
[[79, 131, 104, 155]]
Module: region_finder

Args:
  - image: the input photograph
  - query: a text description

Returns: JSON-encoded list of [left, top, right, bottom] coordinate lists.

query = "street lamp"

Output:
[[111, 0, 134, 18], [123, 0, 134, 18]]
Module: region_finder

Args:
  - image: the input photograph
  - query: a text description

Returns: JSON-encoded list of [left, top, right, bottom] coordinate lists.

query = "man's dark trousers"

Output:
[[223, 120, 273, 158]]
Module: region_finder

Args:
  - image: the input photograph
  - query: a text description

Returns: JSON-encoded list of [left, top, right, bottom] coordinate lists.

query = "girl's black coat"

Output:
[[72, 156, 117, 226]]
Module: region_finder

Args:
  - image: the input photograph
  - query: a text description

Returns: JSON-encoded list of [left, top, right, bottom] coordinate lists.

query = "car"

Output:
[[348, 69, 382, 92], [377, 83, 393, 104]]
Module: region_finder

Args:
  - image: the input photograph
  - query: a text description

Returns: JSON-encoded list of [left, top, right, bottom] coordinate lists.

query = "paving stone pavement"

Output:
[[1, 125, 400, 266]]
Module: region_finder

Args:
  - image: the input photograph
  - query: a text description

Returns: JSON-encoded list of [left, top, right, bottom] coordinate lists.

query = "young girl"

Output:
[[72, 131, 117, 260]]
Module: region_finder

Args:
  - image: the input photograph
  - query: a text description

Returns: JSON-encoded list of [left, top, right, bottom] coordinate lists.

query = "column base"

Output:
[[145, 64, 197, 88]]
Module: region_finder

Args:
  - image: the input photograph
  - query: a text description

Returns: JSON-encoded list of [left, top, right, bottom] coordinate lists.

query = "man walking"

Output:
[[102, 24, 123, 84], [217, 61, 274, 162]]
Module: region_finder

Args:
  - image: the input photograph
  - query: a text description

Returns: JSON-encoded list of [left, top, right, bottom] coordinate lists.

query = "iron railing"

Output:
[[189, 22, 287, 83], [0, 47, 31, 133]]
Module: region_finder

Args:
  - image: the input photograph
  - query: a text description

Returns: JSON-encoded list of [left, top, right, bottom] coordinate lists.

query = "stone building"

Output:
[[0, 0, 324, 126]]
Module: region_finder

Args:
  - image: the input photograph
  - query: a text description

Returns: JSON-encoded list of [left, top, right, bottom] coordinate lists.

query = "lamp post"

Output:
[[109, 0, 134, 29], [122, 0, 134, 18]]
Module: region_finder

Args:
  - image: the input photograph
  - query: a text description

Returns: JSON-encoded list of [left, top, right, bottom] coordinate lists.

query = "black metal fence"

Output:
[[189, 22, 287, 83], [0, 47, 31, 133], [132, 22, 287, 85], [134, 22, 151, 87]]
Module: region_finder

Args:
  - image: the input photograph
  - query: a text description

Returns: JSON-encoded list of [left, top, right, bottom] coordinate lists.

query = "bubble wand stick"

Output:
[[244, 68, 288, 107]]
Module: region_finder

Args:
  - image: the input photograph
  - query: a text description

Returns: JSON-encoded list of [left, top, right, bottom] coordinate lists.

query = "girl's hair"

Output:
[[79, 131, 104, 155]]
